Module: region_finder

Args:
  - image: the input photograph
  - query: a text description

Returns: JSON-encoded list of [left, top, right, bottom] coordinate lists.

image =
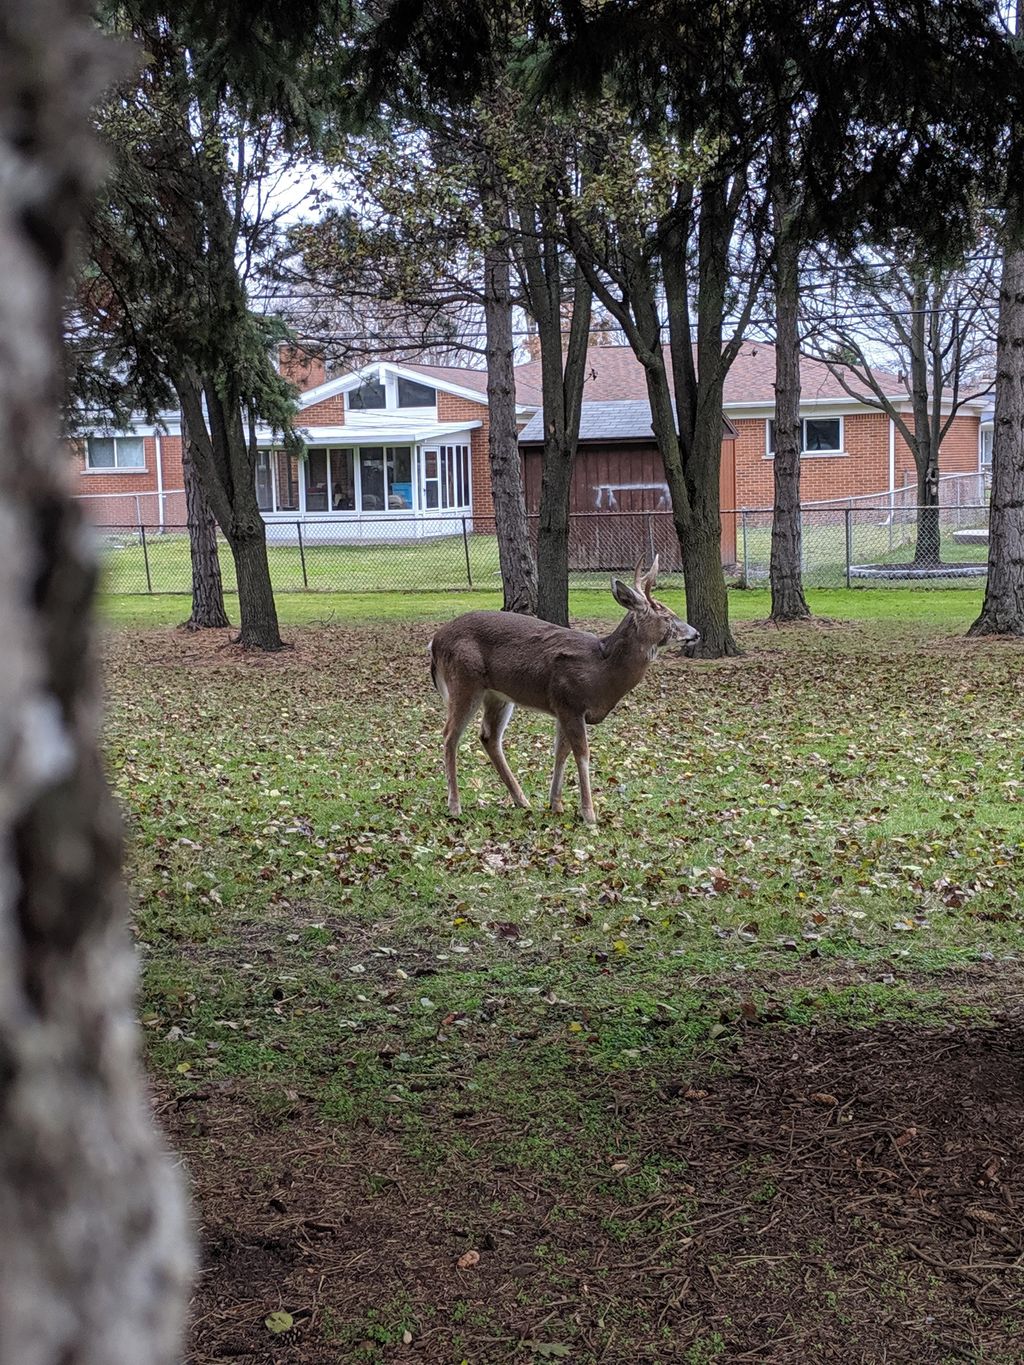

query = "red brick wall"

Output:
[[732, 411, 981, 509], [437, 392, 491, 519], [70, 433, 187, 525], [300, 395, 347, 424]]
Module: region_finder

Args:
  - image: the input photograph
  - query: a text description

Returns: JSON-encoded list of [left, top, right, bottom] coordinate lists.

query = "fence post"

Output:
[[645, 512, 655, 565], [741, 510, 749, 586], [462, 517, 473, 587], [296, 521, 308, 589], [844, 507, 853, 589], [140, 523, 153, 594]]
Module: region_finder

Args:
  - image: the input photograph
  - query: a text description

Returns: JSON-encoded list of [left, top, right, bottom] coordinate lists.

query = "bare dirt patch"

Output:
[[169, 1017, 1024, 1365]]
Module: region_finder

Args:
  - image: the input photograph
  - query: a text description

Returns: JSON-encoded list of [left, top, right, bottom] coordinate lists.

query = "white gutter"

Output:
[[155, 432, 165, 531], [888, 417, 896, 522]]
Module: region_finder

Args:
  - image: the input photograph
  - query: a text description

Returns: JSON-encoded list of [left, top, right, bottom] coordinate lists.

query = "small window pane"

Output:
[[87, 437, 116, 468], [766, 421, 776, 454], [981, 430, 993, 466], [116, 437, 145, 467], [348, 379, 385, 410], [255, 450, 273, 510], [803, 418, 841, 452], [275, 451, 300, 510], [330, 449, 356, 509], [360, 447, 385, 510], [397, 376, 436, 407], [305, 449, 329, 511]]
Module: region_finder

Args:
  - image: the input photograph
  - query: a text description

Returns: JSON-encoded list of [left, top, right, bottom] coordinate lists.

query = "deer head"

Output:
[[610, 556, 699, 651]]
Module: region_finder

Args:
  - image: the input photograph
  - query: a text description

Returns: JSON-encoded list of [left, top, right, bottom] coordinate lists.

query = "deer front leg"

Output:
[[560, 714, 596, 826], [549, 721, 572, 814], [443, 686, 481, 817], [480, 694, 529, 809]]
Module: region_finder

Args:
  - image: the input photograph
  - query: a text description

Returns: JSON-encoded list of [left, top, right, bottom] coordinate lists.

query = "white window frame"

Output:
[[765, 415, 845, 458], [980, 427, 993, 471], [85, 434, 147, 471]]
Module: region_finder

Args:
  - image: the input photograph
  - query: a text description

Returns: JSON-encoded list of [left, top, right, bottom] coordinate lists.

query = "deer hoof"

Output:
[[550, 799, 564, 815], [582, 810, 597, 827], [447, 802, 462, 818]]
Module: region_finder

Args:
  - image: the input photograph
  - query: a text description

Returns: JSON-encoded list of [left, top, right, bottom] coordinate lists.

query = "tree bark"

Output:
[[0, 2, 192, 1360], [181, 411, 230, 630], [909, 276, 942, 567], [176, 373, 284, 649], [524, 213, 591, 626], [969, 244, 1024, 635], [483, 231, 537, 614], [769, 193, 811, 621]]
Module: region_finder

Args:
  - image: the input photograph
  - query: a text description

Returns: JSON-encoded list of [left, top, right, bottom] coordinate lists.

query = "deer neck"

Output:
[[598, 614, 655, 701]]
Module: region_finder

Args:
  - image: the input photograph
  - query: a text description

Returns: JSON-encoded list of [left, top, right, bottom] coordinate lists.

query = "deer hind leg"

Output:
[[549, 721, 572, 814], [443, 682, 482, 817], [480, 692, 529, 809], [559, 714, 596, 826]]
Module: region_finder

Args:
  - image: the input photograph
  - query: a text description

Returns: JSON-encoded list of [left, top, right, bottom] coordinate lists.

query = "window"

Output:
[[397, 376, 436, 408], [422, 444, 471, 511], [275, 451, 300, 510], [387, 447, 413, 508], [767, 417, 843, 456], [304, 450, 330, 511], [255, 450, 273, 510], [348, 378, 386, 410], [980, 429, 993, 469], [330, 449, 356, 510], [86, 435, 145, 469], [359, 447, 386, 510]]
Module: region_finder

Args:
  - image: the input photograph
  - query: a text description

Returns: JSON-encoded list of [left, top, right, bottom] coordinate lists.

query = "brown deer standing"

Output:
[[428, 556, 698, 825]]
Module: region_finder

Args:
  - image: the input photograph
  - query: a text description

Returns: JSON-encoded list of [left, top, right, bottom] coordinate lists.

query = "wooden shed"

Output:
[[518, 401, 738, 570]]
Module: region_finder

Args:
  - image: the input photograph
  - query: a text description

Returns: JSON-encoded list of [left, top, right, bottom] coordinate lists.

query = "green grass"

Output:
[[116, 601, 1024, 1358], [113, 594, 1022, 1113], [101, 583, 988, 630], [97, 522, 988, 599]]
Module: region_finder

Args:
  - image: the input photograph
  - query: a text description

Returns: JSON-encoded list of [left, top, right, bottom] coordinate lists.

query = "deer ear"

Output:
[[611, 578, 647, 611]]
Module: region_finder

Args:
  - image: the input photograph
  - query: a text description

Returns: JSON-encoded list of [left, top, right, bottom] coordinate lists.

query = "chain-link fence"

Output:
[[90, 505, 990, 596]]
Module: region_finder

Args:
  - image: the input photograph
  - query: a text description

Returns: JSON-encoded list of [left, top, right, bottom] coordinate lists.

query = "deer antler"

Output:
[[635, 554, 659, 601]]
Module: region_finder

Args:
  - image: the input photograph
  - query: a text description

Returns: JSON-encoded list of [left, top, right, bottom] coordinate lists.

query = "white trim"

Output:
[[765, 414, 845, 458], [735, 394, 988, 420], [155, 433, 165, 531], [888, 417, 895, 500], [295, 359, 493, 412]]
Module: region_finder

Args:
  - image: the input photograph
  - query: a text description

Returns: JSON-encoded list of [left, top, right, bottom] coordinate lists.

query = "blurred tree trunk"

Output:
[[0, 2, 192, 1361]]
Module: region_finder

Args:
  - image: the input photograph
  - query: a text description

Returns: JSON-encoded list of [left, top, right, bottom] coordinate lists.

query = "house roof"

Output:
[[400, 362, 544, 409], [518, 399, 737, 445], [513, 342, 907, 409]]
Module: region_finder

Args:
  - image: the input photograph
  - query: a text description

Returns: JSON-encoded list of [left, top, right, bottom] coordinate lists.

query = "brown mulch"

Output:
[[166, 1019, 1024, 1365]]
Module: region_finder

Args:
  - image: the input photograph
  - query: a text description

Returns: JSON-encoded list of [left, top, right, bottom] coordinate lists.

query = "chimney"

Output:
[[278, 343, 326, 392]]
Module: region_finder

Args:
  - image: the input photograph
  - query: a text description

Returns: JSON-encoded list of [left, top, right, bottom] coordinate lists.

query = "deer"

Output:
[[427, 556, 698, 825]]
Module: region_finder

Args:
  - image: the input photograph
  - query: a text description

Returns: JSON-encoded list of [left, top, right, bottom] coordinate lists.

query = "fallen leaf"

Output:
[[811, 1092, 838, 1107], [457, 1250, 480, 1269], [265, 1311, 294, 1334]]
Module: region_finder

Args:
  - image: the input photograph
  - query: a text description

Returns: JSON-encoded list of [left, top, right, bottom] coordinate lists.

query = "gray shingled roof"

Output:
[[519, 399, 736, 445]]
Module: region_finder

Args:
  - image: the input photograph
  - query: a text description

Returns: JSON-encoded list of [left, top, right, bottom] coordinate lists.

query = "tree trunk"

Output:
[[536, 435, 574, 624], [176, 374, 284, 649], [969, 244, 1024, 635], [681, 398, 741, 657], [909, 276, 942, 567], [769, 209, 811, 621], [0, 2, 192, 1359], [181, 413, 230, 630], [483, 234, 537, 615], [534, 261, 591, 626], [227, 524, 283, 649]]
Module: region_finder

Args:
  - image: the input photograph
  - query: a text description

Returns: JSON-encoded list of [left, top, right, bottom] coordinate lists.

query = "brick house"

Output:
[[515, 342, 987, 513], [70, 341, 986, 534]]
